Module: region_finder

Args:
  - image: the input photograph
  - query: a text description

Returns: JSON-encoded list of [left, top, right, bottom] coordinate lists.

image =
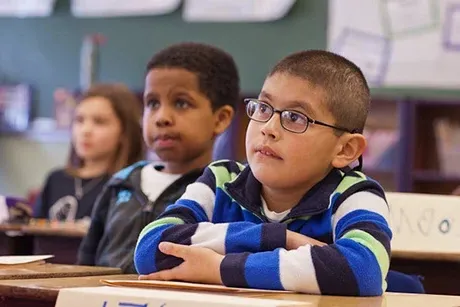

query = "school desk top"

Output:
[[20, 223, 87, 238], [255, 292, 460, 307], [0, 223, 23, 232], [0, 274, 459, 307], [0, 263, 121, 280], [0, 274, 136, 301], [0, 220, 88, 238], [391, 249, 460, 262]]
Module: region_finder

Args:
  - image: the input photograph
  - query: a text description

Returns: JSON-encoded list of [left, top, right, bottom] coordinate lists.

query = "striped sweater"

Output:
[[134, 160, 392, 296]]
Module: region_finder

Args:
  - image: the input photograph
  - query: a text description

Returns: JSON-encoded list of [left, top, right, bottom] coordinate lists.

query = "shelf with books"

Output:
[[362, 97, 400, 191], [410, 100, 460, 195]]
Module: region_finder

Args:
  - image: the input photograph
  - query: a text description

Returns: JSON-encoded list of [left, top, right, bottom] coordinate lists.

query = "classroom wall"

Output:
[[0, 0, 327, 196], [0, 0, 327, 118], [1, 0, 459, 197]]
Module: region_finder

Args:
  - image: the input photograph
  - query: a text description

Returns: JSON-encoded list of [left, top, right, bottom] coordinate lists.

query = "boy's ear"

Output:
[[213, 105, 234, 136], [331, 133, 367, 169]]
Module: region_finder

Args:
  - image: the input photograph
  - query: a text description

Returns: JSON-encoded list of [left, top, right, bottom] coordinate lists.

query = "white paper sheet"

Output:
[[388, 192, 460, 254], [55, 286, 308, 307], [0, 255, 54, 265], [183, 0, 296, 22], [0, 0, 55, 17], [71, 0, 180, 17], [102, 279, 293, 294]]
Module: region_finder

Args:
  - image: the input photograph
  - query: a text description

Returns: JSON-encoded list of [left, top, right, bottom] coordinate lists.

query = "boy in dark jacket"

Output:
[[77, 42, 240, 273]]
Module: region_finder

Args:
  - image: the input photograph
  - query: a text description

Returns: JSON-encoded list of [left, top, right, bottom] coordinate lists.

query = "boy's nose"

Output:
[[155, 107, 174, 127], [260, 114, 281, 140]]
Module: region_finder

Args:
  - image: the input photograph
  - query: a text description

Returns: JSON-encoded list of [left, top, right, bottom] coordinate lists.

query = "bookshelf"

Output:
[[362, 98, 400, 192], [373, 98, 460, 195], [325, 97, 460, 195], [409, 100, 460, 195]]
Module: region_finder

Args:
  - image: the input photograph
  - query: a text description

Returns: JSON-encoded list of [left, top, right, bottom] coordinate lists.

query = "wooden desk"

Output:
[[0, 224, 34, 257], [21, 224, 87, 238], [0, 274, 136, 303], [0, 275, 460, 307], [252, 292, 460, 307], [390, 256, 460, 296], [390, 250, 460, 295], [0, 224, 23, 232], [0, 222, 88, 264], [22, 223, 87, 264], [392, 250, 460, 262], [0, 222, 88, 238], [0, 263, 120, 280]]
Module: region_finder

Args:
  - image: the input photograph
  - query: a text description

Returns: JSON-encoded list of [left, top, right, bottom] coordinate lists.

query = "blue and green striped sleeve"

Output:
[[220, 189, 391, 296], [134, 161, 287, 275]]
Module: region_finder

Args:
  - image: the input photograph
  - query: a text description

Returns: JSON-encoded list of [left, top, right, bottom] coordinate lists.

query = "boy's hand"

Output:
[[286, 230, 327, 250], [138, 242, 224, 285]]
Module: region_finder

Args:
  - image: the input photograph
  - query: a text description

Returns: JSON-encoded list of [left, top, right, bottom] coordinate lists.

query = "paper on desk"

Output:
[[102, 279, 293, 294], [56, 286, 307, 307], [0, 255, 54, 265]]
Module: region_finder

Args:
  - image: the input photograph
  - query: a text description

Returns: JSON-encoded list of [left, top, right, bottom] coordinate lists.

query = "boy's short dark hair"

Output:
[[146, 42, 240, 111], [269, 50, 370, 133]]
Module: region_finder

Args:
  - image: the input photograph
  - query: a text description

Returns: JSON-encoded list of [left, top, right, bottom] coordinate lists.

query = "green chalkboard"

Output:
[[1, 0, 458, 119], [0, 0, 328, 117]]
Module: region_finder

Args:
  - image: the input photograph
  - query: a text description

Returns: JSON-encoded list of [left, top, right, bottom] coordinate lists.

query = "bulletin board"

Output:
[[328, 0, 460, 88]]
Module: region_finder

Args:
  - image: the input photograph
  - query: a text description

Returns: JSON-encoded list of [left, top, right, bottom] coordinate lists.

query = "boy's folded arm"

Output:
[[220, 191, 391, 297], [134, 195, 287, 274], [134, 166, 288, 275]]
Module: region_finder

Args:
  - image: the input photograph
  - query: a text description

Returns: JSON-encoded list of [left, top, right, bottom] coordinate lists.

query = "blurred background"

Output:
[[1, 0, 459, 198]]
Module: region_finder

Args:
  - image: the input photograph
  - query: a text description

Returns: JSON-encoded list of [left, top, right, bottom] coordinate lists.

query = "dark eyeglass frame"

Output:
[[244, 98, 353, 134]]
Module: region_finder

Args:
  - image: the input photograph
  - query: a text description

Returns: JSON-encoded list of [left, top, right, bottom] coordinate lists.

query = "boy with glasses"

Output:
[[134, 50, 391, 296]]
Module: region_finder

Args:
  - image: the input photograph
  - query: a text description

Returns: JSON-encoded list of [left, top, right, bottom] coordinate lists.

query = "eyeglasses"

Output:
[[244, 98, 353, 134]]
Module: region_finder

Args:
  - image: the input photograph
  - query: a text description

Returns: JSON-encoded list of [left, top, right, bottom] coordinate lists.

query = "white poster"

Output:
[[0, 0, 55, 17], [328, 0, 460, 88], [183, 0, 296, 22], [382, 0, 438, 37], [332, 29, 390, 86], [71, 0, 181, 17]]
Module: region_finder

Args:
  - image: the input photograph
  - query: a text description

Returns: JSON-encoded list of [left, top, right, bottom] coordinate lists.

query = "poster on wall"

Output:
[[0, 0, 55, 17], [328, 0, 460, 88], [182, 0, 296, 22], [0, 84, 31, 133], [71, 0, 181, 17]]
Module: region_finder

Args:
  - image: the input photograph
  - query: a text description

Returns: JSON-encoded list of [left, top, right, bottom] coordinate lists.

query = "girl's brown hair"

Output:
[[66, 83, 144, 175]]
